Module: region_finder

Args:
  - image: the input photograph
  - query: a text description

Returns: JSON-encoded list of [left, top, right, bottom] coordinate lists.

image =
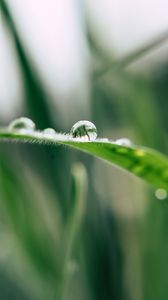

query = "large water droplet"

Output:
[[115, 138, 132, 147], [43, 128, 56, 135], [155, 188, 167, 200], [8, 117, 35, 132], [70, 120, 97, 141]]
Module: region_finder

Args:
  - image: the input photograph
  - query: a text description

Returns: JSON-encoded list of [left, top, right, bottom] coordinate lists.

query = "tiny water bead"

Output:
[[155, 188, 167, 200], [115, 138, 132, 147], [8, 117, 36, 132], [43, 128, 56, 135], [70, 120, 97, 141]]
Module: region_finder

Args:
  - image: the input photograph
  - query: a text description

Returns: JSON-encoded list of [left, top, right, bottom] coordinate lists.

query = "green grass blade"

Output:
[[60, 163, 87, 300], [0, 129, 168, 190]]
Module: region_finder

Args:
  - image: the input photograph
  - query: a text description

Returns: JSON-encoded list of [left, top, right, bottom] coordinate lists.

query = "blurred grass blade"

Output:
[[0, 130, 168, 190], [61, 163, 87, 300], [97, 29, 168, 81], [1, 0, 55, 128], [66, 163, 87, 256]]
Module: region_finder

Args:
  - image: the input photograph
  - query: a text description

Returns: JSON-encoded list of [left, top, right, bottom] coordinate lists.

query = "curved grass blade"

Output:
[[0, 129, 168, 190]]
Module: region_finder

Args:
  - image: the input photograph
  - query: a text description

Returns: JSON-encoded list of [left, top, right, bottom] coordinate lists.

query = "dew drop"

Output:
[[115, 138, 132, 147], [43, 128, 56, 135], [70, 120, 97, 141], [8, 117, 35, 132], [155, 188, 167, 200]]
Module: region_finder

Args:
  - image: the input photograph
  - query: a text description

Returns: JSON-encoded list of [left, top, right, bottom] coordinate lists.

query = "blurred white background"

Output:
[[1, 0, 168, 121]]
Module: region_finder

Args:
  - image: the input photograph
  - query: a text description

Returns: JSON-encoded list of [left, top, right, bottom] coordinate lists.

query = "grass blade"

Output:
[[97, 29, 168, 82], [0, 129, 168, 191]]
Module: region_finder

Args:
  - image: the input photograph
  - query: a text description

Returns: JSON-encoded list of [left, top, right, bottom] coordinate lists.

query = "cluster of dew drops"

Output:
[[8, 117, 132, 146], [7, 117, 168, 201]]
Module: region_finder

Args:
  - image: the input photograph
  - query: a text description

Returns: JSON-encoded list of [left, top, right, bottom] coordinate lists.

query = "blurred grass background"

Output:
[[1, 0, 168, 299]]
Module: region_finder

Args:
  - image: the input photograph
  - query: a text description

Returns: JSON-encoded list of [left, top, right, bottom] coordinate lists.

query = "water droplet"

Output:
[[70, 120, 97, 141], [115, 138, 132, 147], [155, 188, 167, 200], [8, 117, 35, 132], [43, 128, 56, 135]]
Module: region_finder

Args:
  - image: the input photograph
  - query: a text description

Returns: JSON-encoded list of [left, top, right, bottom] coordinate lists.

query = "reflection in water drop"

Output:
[[43, 128, 56, 135], [8, 117, 35, 132], [155, 188, 167, 200], [70, 120, 97, 141], [115, 138, 132, 146]]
